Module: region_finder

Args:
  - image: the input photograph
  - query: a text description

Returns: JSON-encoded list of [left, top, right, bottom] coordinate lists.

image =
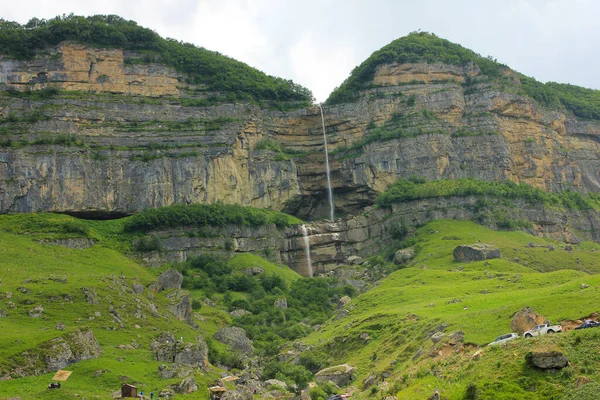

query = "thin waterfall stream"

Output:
[[300, 224, 313, 277], [319, 104, 334, 221]]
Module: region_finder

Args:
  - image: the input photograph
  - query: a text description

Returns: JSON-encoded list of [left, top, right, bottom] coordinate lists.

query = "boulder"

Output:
[[394, 248, 416, 265], [264, 379, 287, 389], [230, 309, 252, 318], [511, 307, 546, 334], [526, 351, 568, 369], [153, 335, 208, 368], [363, 373, 378, 389], [173, 377, 198, 393], [82, 287, 99, 304], [214, 327, 254, 355], [274, 298, 288, 310], [453, 244, 500, 262], [28, 306, 44, 318], [156, 269, 183, 291], [347, 255, 365, 265], [132, 283, 145, 294], [315, 364, 355, 387], [221, 388, 253, 400], [167, 290, 197, 328], [338, 296, 352, 308], [244, 266, 264, 276]]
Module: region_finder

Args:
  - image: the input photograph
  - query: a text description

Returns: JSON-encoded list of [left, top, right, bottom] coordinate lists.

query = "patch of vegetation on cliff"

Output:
[[376, 177, 599, 211], [520, 76, 600, 120], [326, 32, 505, 105], [123, 203, 302, 232], [0, 14, 313, 105]]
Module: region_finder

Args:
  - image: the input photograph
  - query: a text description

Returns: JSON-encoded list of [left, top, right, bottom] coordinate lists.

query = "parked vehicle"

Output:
[[327, 395, 347, 400], [574, 320, 600, 330], [488, 333, 519, 346], [523, 323, 562, 337]]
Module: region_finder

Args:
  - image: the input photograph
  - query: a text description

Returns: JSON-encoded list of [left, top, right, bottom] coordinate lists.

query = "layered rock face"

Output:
[[1, 45, 599, 218]]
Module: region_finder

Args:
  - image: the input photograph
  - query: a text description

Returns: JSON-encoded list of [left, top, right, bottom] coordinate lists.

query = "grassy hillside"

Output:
[[0, 211, 305, 399], [0, 14, 313, 105], [326, 32, 600, 121], [301, 220, 600, 399]]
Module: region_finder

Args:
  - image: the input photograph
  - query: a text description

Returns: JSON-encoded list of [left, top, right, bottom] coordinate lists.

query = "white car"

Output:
[[488, 333, 519, 346], [523, 323, 562, 338]]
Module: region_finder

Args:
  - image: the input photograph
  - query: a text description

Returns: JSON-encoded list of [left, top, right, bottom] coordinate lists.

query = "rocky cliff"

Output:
[[1, 43, 599, 220]]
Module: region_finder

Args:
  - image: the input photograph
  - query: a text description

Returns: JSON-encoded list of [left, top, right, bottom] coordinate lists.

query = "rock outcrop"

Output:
[[6, 328, 101, 377], [526, 351, 568, 369], [213, 326, 254, 355], [453, 244, 500, 262], [315, 364, 355, 387]]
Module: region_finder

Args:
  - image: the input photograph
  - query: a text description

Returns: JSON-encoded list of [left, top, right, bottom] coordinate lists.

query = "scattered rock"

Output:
[[394, 248, 416, 265], [363, 373, 378, 389], [264, 379, 288, 389], [154, 269, 183, 291], [173, 377, 198, 394], [431, 332, 445, 343], [548, 245, 555, 251], [526, 351, 568, 369], [221, 388, 253, 400], [448, 331, 465, 345], [564, 245, 572, 251], [315, 364, 355, 387], [347, 255, 364, 265], [581, 283, 590, 289], [214, 327, 254, 355], [132, 283, 145, 294], [167, 290, 197, 328], [511, 307, 546, 334], [244, 266, 264, 276], [82, 287, 99, 305], [28, 306, 44, 318], [453, 244, 500, 262], [359, 332, 371, 342], [153, 334, 208, 368], [447, 298, 462, 304], [338, 295, 352, 308], [274, 298, 287, 310], [230, 309, 251, 317]]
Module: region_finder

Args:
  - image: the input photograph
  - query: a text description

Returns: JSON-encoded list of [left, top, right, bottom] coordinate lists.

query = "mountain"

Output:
[[0, 16, 600, 400]]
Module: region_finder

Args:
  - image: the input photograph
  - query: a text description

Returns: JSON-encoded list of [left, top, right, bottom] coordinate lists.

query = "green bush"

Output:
[[133, 235, 161, 252], [123, 203, 301, 232], [376, 178, 598, 211], [262, 361, 313, 389]]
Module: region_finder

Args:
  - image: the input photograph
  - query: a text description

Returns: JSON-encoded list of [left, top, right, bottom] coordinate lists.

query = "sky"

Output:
[[2, 0, 599, 102]]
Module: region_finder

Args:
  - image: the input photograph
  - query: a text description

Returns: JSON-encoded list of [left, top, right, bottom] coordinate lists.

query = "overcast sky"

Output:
[[3, 0, 599, 102]]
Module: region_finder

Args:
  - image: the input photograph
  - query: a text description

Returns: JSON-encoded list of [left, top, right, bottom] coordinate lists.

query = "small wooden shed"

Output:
[[121, 383, 138, 398]]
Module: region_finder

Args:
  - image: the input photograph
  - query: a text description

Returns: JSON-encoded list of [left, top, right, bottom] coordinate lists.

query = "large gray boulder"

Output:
[[394, 248, 416, 265], [167, 290, 197, 328], [453, 244, 500, 262], [173, 377, 198, 394], [221, 388, 253, 400], [214, 327, 254, 355], [152, 334, 208, 368], [315, 364, 355, 387], [155, 269, 183, 291], [526, 351, 568, 369]]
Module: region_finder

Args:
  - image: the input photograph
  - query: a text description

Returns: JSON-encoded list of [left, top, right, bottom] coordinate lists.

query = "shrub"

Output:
[[133, 235, 161, 252]]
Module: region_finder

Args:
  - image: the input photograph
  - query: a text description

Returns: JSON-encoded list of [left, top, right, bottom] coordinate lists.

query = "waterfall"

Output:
[[301, 224, 313, 277], [319, 104, 334, 221]]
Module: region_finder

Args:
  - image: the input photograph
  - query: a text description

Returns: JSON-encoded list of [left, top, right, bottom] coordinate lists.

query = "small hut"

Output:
[[122, 383, 138, 398], [208, 386, 227, 399]]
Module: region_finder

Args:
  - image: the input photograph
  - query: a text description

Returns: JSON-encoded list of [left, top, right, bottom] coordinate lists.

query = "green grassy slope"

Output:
[[0, 212, 299, 399], [302, 220, 600, 399]]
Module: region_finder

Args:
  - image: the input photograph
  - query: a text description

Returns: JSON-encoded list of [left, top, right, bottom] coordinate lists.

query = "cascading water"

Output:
[[300, 224, 313, 277], [319, 104, 335, 221]]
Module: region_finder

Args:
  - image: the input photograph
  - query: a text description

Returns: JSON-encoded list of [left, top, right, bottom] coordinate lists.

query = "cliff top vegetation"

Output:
[[0, 14, 313, 105], [326, 32, 600, 120]]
